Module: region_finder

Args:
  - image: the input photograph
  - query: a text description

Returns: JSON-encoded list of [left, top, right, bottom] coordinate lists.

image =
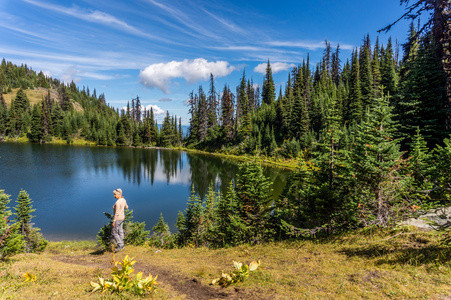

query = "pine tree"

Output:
[[237, 71, 251, 137], [152, 213, 170, 245], [360, 34, 374, 108], [380, 37, 398, 97], [396, 33, 447, 148], [220, 84, 234, 143], [9, 88, 30, 135], [207, 73, 217, 129], [351, 95, 407, 226], [29, 104, 43, 143], [183, 186, 204, 246], [347, 49, 363, 123], [261, 60, 276, 106], [235, 162, 274, 244], [13, 190, 47, 253], [372, 37, 382, 98]]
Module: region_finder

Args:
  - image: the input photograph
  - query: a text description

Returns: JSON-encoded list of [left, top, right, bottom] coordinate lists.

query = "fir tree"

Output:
[[235, 162, 274, 244], [351, 95, 407, 226], [261, 60, 276, 106], [29, 104, 43, 143], [360, 34, 374, 108], [348, 49, 363, 123], [13, 190, 47, 253], [152, 213, 170, 245]]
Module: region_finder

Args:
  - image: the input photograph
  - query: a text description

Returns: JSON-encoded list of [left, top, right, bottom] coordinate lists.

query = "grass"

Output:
[[3, 88, 83, 112], [1, 226, 451, 299]]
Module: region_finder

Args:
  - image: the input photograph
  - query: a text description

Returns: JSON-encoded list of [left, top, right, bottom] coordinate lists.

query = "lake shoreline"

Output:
[[0, 136, 298, 170]]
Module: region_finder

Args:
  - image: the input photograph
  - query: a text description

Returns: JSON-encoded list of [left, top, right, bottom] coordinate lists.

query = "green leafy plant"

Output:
[[22, 272, 36, 282], [97, 209, 150, 251], [90, 255, 158, 295], [212, 260, 260, 287]]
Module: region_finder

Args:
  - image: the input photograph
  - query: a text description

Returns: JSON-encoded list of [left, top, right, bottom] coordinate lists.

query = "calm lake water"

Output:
[[0, 142, 291, 241]]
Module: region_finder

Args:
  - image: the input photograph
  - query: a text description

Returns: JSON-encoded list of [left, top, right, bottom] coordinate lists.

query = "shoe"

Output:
[[114, 247, 124, 253]]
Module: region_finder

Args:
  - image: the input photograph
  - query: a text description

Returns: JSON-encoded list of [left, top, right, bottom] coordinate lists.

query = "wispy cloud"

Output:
[[267, 40, 354, 51], [21, 0, 166, 42], [201, 8, 244, 34], [254, 62, 296, 74], [139, 58, 235, 94], [146, 0, 219, 40], [159, 98, 172, 102]]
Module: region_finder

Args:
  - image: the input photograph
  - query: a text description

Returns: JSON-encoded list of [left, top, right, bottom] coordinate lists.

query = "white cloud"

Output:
[[267, 40, 354, 51], [254, 62, 295, 74], [120, 104, 165, 115], [143, 104, 164, 115], [138, 58, 235, 93], [22, 0, 164, 42]]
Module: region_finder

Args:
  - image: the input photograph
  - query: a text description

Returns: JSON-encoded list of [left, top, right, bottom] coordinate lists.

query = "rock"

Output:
[[401, 207, 451, 230]]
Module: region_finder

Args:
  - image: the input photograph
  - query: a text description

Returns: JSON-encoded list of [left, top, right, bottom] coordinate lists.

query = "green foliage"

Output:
[[235, 162, 274, 244], [280, 138, 300, 158], [97, 209, 150, 251], [151, 213, 170, 246], [13, 190, 47, 253], [211, 260, 260, 287], [90, 255, 158, 295]]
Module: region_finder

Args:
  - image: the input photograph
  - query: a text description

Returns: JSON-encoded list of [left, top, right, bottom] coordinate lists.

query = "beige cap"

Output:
[[113, 188, 123, 195]]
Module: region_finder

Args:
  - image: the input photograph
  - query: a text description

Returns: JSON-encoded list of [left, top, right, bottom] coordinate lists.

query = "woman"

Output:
[[112, 188, 128, 252]]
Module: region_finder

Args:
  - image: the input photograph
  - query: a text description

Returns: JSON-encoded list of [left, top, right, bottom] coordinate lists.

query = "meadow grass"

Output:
[[1, 226, 450, 299]]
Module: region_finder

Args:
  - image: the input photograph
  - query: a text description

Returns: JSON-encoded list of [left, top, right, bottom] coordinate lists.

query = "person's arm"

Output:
[[112, 203, 117, 227]]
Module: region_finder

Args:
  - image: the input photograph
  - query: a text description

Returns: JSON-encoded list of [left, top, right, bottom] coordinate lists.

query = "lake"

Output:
[[0, 142, 291, 241]]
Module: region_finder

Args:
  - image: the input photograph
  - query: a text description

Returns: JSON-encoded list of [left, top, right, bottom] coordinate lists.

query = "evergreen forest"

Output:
[[0, 1, 450, 247]]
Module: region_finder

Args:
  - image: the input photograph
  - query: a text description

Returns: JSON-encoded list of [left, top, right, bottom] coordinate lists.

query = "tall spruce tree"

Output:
[[261, 60, 276, 106], [348, 49, 363, 123], [351, 95, 407, 226]]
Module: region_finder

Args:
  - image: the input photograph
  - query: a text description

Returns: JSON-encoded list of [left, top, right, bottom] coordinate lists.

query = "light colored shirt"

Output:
[[113, 197, 128, 222]]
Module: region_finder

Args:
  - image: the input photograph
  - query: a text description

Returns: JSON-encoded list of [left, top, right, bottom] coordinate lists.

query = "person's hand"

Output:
[[112, 222, 115, 227]]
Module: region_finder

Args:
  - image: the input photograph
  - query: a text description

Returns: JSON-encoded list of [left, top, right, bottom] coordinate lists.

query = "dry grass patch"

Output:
[[1, 228, 451, 299], [3, 88, 83, 112]]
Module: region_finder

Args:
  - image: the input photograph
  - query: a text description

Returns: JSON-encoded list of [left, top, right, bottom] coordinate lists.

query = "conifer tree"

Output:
[[396, 33, 447, 147], [261, 60, 276, 106], [235, 162, 273, 244], [13, 190, 47, 253], [360, 34, 374, 108], [380, 37, 398, 97], [0, 190, 24, 257], [29, 104, 43, 143], [351, 95, 407, 226], [220, 84, 234, 143], [9, 88, 30, 135], [152, 213, 170, 245], [237, 71, 251, 137], [372, 37, 382, 98], [348, 49, 363, 123], [207, 73, 217, 129]]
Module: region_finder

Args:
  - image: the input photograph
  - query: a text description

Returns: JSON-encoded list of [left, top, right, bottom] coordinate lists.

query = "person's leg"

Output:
[[116, 220, 125, 249]]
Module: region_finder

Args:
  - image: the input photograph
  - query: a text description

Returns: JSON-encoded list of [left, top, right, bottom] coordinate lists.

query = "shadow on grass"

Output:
[[89, 248, 106, 256], [340, 242, 451, 266]]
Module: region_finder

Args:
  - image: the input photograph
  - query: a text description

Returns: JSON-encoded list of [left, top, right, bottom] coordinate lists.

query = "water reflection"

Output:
[[0, 142, 291, 240]]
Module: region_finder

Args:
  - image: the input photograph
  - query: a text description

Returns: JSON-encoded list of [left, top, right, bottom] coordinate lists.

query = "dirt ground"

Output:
[[50, 251, 265, 300]]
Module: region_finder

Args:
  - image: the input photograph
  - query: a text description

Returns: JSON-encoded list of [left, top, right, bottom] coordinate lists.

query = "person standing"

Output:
[[112, 188, 128, 252]]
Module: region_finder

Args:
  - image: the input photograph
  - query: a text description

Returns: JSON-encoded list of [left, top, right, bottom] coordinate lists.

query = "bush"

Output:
[[97, 210, 150, 251], [280, 138, 300, 158]]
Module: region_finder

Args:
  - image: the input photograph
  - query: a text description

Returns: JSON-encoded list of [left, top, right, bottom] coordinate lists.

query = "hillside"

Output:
[[3, 87, 83, 112], [1, 227, 451, 299]]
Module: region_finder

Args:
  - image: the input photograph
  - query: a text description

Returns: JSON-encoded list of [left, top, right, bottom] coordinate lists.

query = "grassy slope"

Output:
[[1, 227, 451, 299], [3, 88, 83, 112]]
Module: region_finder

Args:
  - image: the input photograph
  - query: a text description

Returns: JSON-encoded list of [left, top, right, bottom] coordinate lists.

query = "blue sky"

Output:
[[0, 0, 412, 124]]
